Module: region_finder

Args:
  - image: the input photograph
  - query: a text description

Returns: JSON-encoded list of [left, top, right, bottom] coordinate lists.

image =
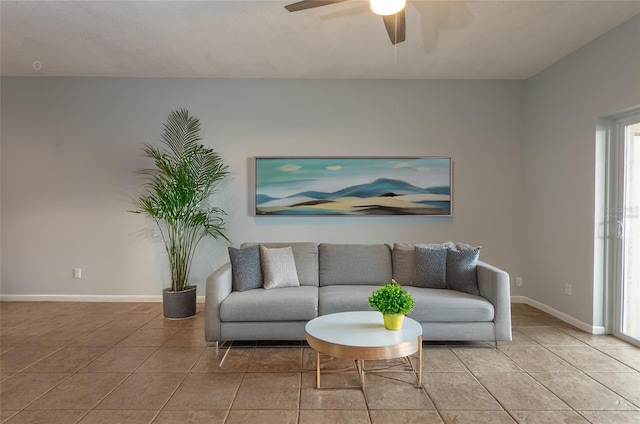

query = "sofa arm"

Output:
[[477, 261, 512, 341], [204, 262, 232, 343]]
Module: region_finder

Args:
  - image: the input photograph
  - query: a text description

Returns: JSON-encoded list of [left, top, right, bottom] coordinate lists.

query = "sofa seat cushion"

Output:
[[220, 286, 318, 322], [318, 285, 382, 315], [404, 286, 494, 322]]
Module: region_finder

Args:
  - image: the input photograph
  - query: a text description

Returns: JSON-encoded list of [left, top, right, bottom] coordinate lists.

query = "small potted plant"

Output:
[[368, 280, 415, 330]]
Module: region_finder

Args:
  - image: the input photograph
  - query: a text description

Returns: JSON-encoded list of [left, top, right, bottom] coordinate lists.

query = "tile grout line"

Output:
[[75, 309, 166, 423], [71, 308, 166, 423], [222, 342, 255, 424], [591, 345, 640, 372], [525, 337, 640, 412], [448, 346, 518, 423], [293, 345, 306, 423], [506, 331, 640, 419], [462, 335, 631, 421], [1, 304, 164, 420], [297, 350, 303, 424], [518, 342, 584, 418], [3, 303, 640, 423], [143, 316, 210, 422]]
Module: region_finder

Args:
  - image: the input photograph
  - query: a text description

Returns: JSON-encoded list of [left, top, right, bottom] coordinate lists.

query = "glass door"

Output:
[[614, 115, 640, 345]]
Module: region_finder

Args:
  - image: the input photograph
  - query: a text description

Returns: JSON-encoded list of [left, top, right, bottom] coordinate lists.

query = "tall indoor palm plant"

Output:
[[135, 109, 229, 317]]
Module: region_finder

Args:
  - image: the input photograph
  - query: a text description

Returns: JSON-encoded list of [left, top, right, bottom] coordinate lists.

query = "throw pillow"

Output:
[[415, 246, 447, 289], [260, 245, 300, 290], [446, 247, 481, 296], [392, 242, 455, 286], [454, 242, 482, 251], [416, 242, 456, 250], [228, 245, 263, 292]]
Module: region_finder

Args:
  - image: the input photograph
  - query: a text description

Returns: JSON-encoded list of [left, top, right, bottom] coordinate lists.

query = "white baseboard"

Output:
[[511, 296, 606, 335], [0, 294, 206, 303]]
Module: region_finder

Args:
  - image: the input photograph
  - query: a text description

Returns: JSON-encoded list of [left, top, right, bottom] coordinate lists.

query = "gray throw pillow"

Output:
[[446, 247, 481, 296], [454, 242, 482, 251], [415, 246, 447, 289], [260, 245, 300, 290], [417, 242, 456, 250], [228, 245, 263, 292]]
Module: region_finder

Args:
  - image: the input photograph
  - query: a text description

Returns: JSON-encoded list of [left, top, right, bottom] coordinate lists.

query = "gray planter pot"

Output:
[[162, 285, 197, 319]]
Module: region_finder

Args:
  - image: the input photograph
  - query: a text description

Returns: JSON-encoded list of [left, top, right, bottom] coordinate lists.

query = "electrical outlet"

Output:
[[564, 283, 572, 295], [73, 268, 82, 279], [515, 277, 523, 287]]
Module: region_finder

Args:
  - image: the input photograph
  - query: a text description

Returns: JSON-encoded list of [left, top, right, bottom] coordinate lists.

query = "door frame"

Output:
[[606, 110, 640, 346]]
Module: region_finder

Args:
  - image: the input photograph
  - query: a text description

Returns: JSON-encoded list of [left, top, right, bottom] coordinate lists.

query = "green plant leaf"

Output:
[[368, 280, 415, 315], [133, 109, 229, 291]]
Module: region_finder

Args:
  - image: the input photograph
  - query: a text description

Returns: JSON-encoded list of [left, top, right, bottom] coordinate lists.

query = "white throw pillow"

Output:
[[259, 245, 300, 289]]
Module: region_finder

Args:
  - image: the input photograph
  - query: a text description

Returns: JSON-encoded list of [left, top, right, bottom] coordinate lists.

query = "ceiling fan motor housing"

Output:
[[370, 0, 406, 16]]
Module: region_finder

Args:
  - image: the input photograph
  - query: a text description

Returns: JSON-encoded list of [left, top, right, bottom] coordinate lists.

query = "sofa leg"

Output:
[[218, 341, 233, 367], [493, 326, 498, 349]]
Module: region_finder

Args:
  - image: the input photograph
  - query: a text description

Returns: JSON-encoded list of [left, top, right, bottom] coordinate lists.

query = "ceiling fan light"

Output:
[[370, 0, 406, 16]]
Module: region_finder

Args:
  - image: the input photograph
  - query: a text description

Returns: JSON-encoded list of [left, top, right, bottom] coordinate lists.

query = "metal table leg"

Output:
[[417, 335, 423, 387], [357, 359, 365, 391], [316, 351, 321, 388]]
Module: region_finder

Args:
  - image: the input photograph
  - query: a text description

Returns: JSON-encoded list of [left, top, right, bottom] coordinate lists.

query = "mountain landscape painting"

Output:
[[255, 157, 452, 216]]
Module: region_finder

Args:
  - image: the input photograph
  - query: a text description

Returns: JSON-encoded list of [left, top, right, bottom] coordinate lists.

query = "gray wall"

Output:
[[523, 15, 640, 327], [1, 78, 525, 297], [2, 15, 637, 331]]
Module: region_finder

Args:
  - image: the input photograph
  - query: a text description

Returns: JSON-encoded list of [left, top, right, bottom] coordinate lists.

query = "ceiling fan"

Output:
[[284, 0, 407, 45]]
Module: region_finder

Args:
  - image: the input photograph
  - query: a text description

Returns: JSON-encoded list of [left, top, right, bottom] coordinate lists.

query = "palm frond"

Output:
[[133, 109, 229, 291]]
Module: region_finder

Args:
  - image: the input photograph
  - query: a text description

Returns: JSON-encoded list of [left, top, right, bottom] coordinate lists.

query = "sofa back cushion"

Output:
[[319, 243, 392, 286], [241, 242, 319, 287], [392, 242, 455, 286], [392, 243, 416, 286]]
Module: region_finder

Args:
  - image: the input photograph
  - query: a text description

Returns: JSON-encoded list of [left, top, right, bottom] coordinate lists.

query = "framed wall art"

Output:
[[254, 157, 452, 216]]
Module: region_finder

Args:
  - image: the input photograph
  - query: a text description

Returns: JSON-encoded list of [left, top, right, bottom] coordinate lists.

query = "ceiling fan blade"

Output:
[[319, 3, 369, 21], [382, 10, 406, 45], [285, 0, 348, 13]]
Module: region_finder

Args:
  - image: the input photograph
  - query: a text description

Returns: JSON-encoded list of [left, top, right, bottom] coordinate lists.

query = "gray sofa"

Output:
[[205, 243, 512, 344]]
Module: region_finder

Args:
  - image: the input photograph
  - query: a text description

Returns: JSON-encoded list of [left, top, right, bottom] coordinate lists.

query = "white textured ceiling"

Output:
[[1, 0, 639, 79]]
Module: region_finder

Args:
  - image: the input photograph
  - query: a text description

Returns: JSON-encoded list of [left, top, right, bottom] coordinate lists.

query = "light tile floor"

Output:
[[1, 302, 639, 424]]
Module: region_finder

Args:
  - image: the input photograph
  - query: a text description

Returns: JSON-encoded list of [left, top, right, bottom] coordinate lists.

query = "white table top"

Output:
[[305, 311, 422, 348]]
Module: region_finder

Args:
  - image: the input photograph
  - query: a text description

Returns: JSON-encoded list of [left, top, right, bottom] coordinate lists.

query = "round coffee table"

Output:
[[305, 311, 423, 390]]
